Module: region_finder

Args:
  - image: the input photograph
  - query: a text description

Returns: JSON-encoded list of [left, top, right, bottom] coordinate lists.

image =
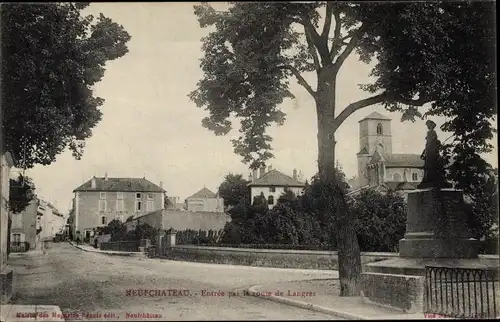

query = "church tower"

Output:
[[357, 112, 393, 187]]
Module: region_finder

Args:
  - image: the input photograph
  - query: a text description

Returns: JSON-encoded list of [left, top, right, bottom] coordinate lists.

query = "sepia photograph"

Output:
[[0, 1, 498, 321]]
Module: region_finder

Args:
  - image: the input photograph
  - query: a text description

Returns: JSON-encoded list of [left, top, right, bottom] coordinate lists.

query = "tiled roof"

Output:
[[187, 187, 217, 199], [380, 181, 418, 191], [369, 153, 423, 168], [359, 112, 392, 122], [73, 177, 164, 192], [248, 169, 305, 187], [383, 154, 423, 168]]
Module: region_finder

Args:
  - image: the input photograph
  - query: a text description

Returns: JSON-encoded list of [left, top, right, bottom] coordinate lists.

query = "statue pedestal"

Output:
[[360, 188, 496, 313], [399, 189, 480, 258]]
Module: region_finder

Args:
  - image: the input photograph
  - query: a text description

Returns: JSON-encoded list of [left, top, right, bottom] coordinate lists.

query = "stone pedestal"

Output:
[[399, 189, 480, 258], [360, 188, 496, 313], [166, 230, 176, 247]]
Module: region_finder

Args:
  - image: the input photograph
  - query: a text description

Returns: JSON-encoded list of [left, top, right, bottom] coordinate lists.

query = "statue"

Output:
[[417, 120, 451, 189]]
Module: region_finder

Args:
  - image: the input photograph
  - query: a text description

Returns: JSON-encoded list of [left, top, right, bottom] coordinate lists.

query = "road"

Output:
[[8, 242, 341, 321]]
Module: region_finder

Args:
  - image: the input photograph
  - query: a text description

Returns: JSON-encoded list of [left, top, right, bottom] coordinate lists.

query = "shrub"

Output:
[[349, 189, 407, 252]]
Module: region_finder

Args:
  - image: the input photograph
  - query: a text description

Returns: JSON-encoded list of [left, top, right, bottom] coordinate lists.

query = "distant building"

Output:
[[10, 199, 38, 251], [166, 196, 186, 211], [185, 187, 224, 213], [72, 174, 165, 240], [248, 166, 306, 209], [37, 199, 64, 242], [349, 112, 424, 197]]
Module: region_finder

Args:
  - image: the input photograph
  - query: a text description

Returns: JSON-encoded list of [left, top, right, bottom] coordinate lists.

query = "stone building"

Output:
[[72, 174, 165, 240], [248, 166, 306, 209], [185, 187, 224, 213], [349, 112, 424, 196], [1, 152, 14, 304]]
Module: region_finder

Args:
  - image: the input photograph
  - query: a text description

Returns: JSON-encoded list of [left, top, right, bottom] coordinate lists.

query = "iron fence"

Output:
[[425, 265, 499, 319], [9, 242, 29, 253]]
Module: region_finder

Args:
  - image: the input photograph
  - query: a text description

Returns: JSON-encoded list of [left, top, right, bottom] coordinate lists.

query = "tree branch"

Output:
[[278, 65, 316, 98], [333, 93, 387, 129], [304, 26, 321, 73], [333, 92, 430, 130], [329, 9, 342, 57], [321, 2, 334, 39], [332, 26, 364, 71]]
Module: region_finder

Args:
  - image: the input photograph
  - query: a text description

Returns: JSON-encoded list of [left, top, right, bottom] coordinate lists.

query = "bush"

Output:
[[176, 229, 223, 245], [349, 189, 407, 252]]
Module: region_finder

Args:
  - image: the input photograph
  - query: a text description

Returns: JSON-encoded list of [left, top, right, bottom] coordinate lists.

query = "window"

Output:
[[100, 192, 107, 199], [117, 192, 124, 199], [147, 193, 154, 200], [98, 200, 107, 212], [376, 123, 383, 135], [12, 233, 21, 245], [136, 193, 142, 199], [146, 200, 155, 211], [268, 195, 274, 205], [115, 200, 125, 212], [136, 201, 142, 211], [393, 173, 402, 182], [412, 173, 418, 181], [269, 187, 276, 192], [12, 214, 23, 228], [101, 216, 106, 225]]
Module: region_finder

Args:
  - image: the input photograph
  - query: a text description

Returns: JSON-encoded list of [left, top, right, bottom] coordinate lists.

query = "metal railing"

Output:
[[9, 242, 29, 253], [425, 266, 498, 319]]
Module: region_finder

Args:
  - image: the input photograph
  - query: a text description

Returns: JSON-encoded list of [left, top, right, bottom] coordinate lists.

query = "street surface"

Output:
[[8, 243, 342, 320]]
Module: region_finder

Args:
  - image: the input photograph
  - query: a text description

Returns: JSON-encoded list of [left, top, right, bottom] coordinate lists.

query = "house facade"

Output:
[[248, 166, 306, 209], [72, 175, 165, 240], [349, 112, 424, 197], [10, 199, 38, 251], [1, 152, 14, 304], [36, 199, 63, 242], [185, 187, 224, 212]]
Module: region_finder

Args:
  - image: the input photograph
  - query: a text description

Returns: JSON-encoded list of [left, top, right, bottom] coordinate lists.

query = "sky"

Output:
[[18, 2, 498, 213]]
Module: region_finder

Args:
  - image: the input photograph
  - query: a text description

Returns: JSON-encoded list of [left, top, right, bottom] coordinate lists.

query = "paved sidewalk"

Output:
[[67, 241, 145, 257], [0, 305, 64, 321], [247, 279, 426, 320]]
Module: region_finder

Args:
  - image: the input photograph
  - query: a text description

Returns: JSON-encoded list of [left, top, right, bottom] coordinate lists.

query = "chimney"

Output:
[[260, 165, 266, 178], [91, 176, 97, 189], [252, 169, 258, 182], [249, 172, 253, 182], [293, 169, 297, 180], [104, 172, 108, 181], [160, 181, 163, 189], [268, 165, 273, 172]]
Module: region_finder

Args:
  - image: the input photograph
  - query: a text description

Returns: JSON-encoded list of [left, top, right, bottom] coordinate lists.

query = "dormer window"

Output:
[[100, 192, 107, 199], [376, 123, 383, 135]]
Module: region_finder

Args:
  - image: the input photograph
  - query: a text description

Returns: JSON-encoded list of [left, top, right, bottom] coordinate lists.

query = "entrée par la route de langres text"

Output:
[[125, 289, 316, 297]]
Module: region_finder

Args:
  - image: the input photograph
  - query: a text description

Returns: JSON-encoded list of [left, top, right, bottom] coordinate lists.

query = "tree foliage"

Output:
[[9, 174, 36, 214], [349, 189, 407, 252], [1, 3, 131, 168], [217, 173, 251, 208]]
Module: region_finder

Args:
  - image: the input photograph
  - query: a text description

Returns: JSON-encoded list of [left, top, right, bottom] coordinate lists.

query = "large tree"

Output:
[[189, 2, 496, 295], [217, 173, 251, 208], [1, 3, 131, 168]]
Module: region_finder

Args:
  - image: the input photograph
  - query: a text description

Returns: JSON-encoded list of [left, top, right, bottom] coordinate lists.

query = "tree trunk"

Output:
[[316, 76, 362, 297]]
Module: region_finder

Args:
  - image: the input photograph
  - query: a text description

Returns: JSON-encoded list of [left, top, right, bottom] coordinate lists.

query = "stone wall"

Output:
[[163, 245, 499, 270], [164, 245, 399, 269], [124, 209, 231, 232], [162, 210, 230, 231]]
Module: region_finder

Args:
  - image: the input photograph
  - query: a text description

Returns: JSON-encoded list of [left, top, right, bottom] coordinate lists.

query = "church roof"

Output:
[[369, 153, 423, 168], [187, 187, 217, 199], [248, 169, 305, 187], [359, 112, 392, 122], [379, 181, 418, 191]]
